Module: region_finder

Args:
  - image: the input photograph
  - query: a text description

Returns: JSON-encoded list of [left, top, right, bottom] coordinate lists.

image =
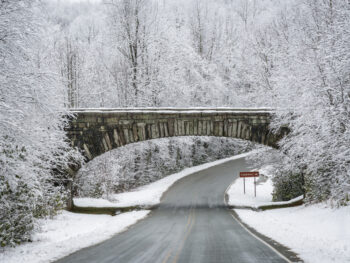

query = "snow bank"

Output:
[[0, 210, 149, 263], [236, 206, 350, 263], [227, 165, 350, 263], [226, 165, 304, 210], [227, 174, 274, 207], [227, 165, 275, 207], [74, 197, 121, 208]]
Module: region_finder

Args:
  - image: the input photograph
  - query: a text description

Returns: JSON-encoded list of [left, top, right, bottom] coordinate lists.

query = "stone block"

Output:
[[151, 124, 160, 138], [83, 144, 92, 160], [164, 122, 169, 137], [198, 121, 203, 135], [113, 129, 121, 147], [168, 120, 174, 136], [123, 128, 130, 144]]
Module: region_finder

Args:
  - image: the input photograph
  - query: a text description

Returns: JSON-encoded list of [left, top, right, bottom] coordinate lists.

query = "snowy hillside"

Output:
[[76, 137, 255, 198]]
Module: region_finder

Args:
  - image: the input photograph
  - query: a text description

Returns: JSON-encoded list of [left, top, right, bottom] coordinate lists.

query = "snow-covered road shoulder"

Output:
[[0, 210, 149, 263], [227, 165, 275, 208], [227, 165, 350, 263], [226, 165, 303, 210], [236, 205, 350, 263]]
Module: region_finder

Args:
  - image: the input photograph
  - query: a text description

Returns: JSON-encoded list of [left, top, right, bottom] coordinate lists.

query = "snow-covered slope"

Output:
[[0, 211, 149, 263]]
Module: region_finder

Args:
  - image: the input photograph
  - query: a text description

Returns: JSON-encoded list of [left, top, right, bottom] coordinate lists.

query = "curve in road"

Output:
[[56, 157, 289, 263]]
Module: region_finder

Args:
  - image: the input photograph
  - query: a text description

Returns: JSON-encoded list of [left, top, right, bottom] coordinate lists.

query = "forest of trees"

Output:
[[46, 0, 350, 204], [1, 0, 349, 247], [76, 137, 255, 199]]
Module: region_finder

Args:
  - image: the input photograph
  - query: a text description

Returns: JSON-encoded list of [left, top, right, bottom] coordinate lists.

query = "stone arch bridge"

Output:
[[67, 108, 287, 162]]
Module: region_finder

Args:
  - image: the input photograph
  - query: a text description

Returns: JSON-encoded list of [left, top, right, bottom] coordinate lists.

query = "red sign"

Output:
[[240, 172, 259, 178]]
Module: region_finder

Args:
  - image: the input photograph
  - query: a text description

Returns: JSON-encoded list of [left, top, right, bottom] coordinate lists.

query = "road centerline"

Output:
[[55, 157, 291, 263], [172, 207, 196, 263]]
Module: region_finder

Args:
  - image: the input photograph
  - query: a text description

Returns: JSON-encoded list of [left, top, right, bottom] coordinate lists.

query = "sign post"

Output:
[[254, 177, 256, 197], [243, 177, 246, 194], [239, 172, 259, 197]]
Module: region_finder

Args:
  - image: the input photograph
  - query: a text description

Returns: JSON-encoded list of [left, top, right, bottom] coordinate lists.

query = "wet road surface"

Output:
[[56, 157, 287, 263]]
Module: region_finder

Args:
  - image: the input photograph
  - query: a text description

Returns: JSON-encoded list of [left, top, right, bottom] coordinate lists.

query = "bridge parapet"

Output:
[[67, 108, 284, 161]]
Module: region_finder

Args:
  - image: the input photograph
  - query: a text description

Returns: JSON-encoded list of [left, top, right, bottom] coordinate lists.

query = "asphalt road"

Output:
[[56, 157, 288, 263]]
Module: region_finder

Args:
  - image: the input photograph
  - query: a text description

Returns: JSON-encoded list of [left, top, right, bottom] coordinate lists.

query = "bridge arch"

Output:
[[66, 108, 286, 162]]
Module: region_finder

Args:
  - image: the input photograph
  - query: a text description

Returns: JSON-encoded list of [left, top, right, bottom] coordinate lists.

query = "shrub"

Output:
[[272, 172, 305, 201]]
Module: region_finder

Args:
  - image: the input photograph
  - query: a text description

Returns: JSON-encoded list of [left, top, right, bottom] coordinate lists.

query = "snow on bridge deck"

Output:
[[70, 107, 274, 114]]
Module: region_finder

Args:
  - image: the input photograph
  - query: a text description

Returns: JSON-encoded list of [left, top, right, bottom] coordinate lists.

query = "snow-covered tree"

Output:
[[7, 0, 347, 210], [76, 137, 255, 198], [0, 0, 82, 246], [249, 0, 350, 205]]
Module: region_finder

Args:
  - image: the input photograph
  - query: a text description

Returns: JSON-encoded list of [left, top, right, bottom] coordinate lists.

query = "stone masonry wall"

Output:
[[66, 109, 284, 161]]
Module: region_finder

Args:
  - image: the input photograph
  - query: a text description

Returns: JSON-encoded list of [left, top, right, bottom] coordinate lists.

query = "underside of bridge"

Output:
[[66, 108, 287, 162]]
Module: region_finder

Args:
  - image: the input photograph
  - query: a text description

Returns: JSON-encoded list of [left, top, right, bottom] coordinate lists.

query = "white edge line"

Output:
[[229, 213, 292, 263], [224, 179, 292, 263]]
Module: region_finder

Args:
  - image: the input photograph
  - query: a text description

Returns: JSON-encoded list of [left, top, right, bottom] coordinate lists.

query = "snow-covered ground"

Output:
[[74, 197, 122, 208], [2, 152, 253, 263], [227, 165, 274, 207], [75, 151, 254, 208], [227, 166, 350, 263], [5, 153, 348, 263], [237, 205, 350, 263], [0, 211, 149, 263]]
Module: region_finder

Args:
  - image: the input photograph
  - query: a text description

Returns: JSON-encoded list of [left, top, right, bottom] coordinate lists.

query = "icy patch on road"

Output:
[[0, 210, 149, 263]]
